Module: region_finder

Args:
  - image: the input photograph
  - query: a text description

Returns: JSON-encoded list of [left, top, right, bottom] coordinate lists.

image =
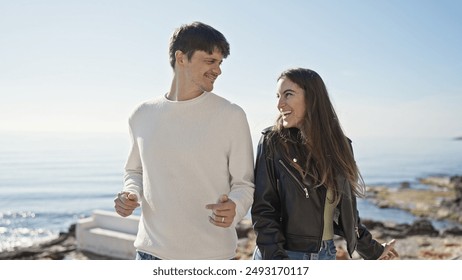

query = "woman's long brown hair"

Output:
[[273, 68, 365, 203]]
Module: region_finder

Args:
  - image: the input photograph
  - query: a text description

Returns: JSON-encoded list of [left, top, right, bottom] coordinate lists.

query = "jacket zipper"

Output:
[[278, 159, 309, 198]]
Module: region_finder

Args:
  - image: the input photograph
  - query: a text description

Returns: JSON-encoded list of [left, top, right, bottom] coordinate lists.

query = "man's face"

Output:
[[182, 49, 223, 93]]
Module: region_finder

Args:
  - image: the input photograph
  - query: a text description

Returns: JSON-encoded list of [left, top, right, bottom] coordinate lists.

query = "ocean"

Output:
[[1, 131, 461, 252]]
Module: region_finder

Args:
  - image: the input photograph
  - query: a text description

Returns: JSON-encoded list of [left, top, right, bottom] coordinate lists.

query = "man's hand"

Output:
[[206, 194, 236, 228], [114, 191, 140, 217]]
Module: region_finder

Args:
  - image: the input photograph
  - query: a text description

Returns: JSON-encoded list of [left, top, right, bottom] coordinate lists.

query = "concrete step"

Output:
[[76, 210, 139, 260]]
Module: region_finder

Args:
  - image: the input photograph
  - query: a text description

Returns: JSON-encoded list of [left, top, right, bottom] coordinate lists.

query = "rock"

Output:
[[436, 176, 462, 222], [236, 219, 253, 239], [400, 181, 411, 189], [418, 176, 451, 188], [450, 176, 462, 205], [404, 219, 439, 237], [442, 227, 462, 236], [367, 176, 461, 224], [0, 225, 77, 260], [334, 245, 349, 260]]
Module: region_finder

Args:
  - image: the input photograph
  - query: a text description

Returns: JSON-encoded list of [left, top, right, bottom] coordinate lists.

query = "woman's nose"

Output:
[[277, 97, 285, 110]]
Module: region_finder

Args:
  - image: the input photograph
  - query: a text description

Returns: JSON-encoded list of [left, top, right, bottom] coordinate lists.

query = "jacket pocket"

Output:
[[285, 233, 319, 252]]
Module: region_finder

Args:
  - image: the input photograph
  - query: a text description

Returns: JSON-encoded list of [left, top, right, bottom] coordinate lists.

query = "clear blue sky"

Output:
[[1, 0, 461, 141]]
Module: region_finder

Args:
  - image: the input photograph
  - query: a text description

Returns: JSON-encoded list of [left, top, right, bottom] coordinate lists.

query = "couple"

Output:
[[113, 21, 398, 260]]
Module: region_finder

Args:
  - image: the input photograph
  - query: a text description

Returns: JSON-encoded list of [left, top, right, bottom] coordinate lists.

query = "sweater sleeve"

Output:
[[226, 108, 255, 227], [122, 119, 143, 201]]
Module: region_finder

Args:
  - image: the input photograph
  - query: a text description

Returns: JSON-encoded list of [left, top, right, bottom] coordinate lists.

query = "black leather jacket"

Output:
[[251, 127, 384, 259]]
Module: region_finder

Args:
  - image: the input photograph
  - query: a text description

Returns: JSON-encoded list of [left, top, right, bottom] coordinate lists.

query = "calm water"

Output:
[[0, 132, 129, 251], [1, 132, 461, 252]]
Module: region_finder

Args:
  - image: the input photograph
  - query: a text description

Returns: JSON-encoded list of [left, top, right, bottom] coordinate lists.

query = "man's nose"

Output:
[[212, 65, 222, 75]]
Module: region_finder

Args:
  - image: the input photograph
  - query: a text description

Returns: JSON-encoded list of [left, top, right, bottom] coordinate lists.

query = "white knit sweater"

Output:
[[123, 92, 255, 259]]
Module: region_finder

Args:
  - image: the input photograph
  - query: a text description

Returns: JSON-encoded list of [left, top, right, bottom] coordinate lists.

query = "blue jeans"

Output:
[[253, 239, 337, 260], [136, 251, 162, 260], [135, 251, 237, 260]]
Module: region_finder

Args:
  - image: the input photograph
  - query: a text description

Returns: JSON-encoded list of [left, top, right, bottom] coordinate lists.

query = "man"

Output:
[[113, 21, 255, 260]]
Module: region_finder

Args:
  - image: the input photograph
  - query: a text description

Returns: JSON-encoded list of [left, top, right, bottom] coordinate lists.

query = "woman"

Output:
[[251, 68, 398, 260]]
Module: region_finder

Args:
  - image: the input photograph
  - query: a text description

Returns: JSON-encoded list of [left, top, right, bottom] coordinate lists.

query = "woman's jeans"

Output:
[[253, 239, 337, 260]]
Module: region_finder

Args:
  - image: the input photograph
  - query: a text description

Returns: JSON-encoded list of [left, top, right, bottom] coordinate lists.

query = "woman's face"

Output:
[[276, 77, 307, 129]]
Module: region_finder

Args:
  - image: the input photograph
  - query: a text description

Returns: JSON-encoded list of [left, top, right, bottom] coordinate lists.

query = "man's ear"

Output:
[[175, 50, 185, 66]]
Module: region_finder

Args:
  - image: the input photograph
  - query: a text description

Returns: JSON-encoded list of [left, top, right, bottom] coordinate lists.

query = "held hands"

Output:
[[206, 194, 236, 228], [378, 239, 399, 260], [114, 191, 140, 217]]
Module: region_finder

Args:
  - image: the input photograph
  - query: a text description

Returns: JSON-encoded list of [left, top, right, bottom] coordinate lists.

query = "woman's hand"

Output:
[[378, 239, 399, 260]]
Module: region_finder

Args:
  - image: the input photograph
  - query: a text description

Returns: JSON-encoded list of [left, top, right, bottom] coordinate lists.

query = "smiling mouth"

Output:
[[281, 110, 292, 117], [205, 74, 217, 83]]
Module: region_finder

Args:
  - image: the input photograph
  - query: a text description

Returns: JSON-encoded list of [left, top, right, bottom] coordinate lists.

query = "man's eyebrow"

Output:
[[205, 58, 223, 64]]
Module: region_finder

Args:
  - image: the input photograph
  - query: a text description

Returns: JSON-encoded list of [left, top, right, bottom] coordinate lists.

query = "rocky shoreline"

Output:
[[2, 175, 462, 260], [366, 175, 462, 224]]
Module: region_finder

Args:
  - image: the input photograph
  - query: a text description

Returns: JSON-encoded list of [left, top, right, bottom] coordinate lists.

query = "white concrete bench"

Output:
[[76, 209, 139, 259]]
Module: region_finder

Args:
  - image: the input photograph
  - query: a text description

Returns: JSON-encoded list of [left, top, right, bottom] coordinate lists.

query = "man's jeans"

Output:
[[136, 251, 162, 260]]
